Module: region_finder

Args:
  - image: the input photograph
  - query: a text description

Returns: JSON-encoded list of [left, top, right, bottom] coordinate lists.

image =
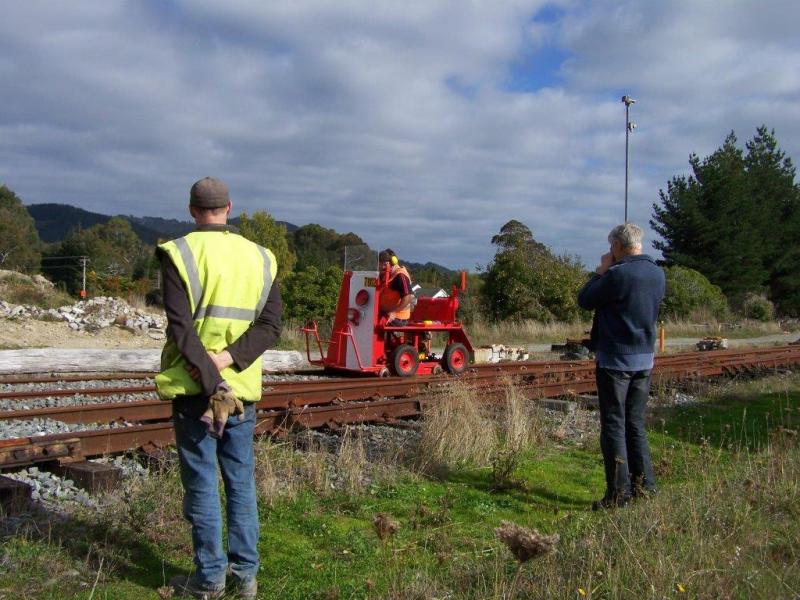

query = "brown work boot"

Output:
[[229, 576, 258, 599], [169, 574, 224, 599]]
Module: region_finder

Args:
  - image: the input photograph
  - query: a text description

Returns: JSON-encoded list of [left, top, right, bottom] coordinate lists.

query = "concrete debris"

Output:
[[0, 296, 166, 335], [474, 344, 530, 363]]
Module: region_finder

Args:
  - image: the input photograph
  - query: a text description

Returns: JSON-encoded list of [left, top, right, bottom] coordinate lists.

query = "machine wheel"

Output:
[[391, 344, 419, 377], [431, 364, 444, 376], [378, 367, 391, 378], [443, 343, 469, 375]]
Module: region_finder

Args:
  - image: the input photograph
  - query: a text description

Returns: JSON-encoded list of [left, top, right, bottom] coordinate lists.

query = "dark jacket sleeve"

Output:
[[226, 283, 282, 371], [577, 270, 621, 310], [159, 250, 223, 397], [391, 273, 412, 296]]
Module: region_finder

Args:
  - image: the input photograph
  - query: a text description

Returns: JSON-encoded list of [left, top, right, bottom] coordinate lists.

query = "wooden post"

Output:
[[659, 323, 666, 353]]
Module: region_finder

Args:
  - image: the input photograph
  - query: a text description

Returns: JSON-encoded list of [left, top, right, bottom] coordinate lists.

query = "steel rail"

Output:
[[1, 344, 795, 401], [2, 346, 798, 425], [1, 345, 799, 469]]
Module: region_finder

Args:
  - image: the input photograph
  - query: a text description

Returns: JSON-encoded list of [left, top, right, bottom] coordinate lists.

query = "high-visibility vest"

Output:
[[379, 265, 412, 320], [155, 230, 277, 401]]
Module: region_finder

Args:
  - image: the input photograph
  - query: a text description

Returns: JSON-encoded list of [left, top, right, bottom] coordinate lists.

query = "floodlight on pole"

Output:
[[621, 95, 636, 222]]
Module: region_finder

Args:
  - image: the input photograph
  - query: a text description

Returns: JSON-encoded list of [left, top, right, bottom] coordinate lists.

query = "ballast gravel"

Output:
[[0, 417, 136, 441], [0, 377, 155, 394], [5, 455, 152, 513]]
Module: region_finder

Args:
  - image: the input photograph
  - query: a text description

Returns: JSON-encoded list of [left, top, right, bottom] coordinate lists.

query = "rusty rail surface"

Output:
[[1, 345, 799, 469]]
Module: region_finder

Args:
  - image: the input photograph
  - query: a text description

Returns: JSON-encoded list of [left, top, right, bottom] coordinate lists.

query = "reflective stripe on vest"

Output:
[[171, 236, 275, 322], [155, 231, 277, 401]]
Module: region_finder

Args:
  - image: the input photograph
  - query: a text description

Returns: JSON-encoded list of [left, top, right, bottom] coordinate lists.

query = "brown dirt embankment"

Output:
[[0, 318, 164, 350]]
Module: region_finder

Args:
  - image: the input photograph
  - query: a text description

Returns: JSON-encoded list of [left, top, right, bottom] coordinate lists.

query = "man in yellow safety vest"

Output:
[[158, 177, 280, 599]]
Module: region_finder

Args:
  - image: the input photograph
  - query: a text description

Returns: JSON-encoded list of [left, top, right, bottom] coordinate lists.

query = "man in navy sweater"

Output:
[[578, 223, 665, 509]]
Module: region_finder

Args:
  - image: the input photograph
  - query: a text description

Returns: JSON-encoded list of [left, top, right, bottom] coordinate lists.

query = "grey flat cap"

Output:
[[190, 177, 230, 208]]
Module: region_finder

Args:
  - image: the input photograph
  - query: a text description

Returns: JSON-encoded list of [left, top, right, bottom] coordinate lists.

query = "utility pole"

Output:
[[80, 256, 88, 298], [621, 95, 637, 222]]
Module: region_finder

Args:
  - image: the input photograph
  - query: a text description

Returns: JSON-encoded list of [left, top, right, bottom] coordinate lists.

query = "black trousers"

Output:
[[596, 367, 657, 501]]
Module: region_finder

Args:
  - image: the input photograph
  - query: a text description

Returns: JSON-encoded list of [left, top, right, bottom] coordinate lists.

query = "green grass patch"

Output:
[[662, 388, 799, 450]]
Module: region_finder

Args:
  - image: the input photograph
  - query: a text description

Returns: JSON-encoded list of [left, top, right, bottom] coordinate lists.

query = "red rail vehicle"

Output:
[[302, 268, 473, 377]]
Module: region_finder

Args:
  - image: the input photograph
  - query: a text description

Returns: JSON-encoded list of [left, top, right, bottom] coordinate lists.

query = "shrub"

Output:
[[741, 292, 775, 321], [0, 272, 73, 309], [661, 266, 728, 319]]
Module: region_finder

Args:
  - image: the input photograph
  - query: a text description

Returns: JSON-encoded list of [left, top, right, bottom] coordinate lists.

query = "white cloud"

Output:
[[0, 0, 798, 270]]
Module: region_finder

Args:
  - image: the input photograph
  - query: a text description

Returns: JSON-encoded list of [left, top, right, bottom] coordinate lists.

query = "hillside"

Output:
[[28, 204, 177, 244], [26, 203, 455, 280], [27, 203, 298, 244]]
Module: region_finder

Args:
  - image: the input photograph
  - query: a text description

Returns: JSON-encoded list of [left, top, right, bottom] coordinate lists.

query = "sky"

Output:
[[1, 1, 799, 271]]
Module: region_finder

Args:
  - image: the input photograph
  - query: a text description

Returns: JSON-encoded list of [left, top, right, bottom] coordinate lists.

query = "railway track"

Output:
[[1, 344, 798, 470]]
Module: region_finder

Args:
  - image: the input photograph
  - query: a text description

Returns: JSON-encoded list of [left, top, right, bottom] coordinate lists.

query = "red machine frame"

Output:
[[302, 268, 473, 377]]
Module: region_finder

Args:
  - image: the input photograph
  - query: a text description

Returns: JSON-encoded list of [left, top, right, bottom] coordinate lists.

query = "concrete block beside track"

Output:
[[0, 475, 32, 513]]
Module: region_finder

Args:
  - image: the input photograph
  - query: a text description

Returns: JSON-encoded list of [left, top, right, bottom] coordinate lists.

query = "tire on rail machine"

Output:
[[443, 342, 469, 375], [391, 344, 420, 376]]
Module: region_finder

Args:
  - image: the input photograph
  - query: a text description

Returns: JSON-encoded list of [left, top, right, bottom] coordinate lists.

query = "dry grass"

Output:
[[253, 435, 332, 503], [489, 378, 547, 490], [414, 377, 547, 490], [336, 427, 368, 495], [501, 377, 545, 451], [414, 382, 498, 474], [254, 437, 301, 503], [662, 316, 785, 338], [468, 318, 590, 346], [0, 272, 73, 309], [253, 427, 371, 502], [467, 316, 791, 348], [275, 321, 307, 350]]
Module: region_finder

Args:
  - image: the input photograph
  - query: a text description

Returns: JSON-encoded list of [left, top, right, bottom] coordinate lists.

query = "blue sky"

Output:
[[1, 1, 799, 271]]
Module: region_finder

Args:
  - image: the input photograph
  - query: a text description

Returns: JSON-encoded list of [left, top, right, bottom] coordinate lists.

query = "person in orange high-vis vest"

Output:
[[378, 248, 414, 326]]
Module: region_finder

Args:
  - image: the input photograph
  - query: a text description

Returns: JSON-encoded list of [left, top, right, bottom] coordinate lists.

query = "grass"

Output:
[[0, 272, 73, 309], [467, 319, 592, 346], [2, 375, 799, 599], [661, 317, 787, 339]]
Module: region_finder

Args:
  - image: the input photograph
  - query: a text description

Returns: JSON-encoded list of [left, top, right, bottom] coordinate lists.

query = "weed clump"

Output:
[[372, 513, 400, 541], [495, 521, 559, 563]]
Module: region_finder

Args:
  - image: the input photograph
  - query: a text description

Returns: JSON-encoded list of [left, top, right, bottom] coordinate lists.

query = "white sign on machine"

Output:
[[345, 271, 378, 370]]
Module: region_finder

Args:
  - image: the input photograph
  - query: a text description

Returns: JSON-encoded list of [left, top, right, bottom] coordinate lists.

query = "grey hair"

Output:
[[608, 223, 643, 249]]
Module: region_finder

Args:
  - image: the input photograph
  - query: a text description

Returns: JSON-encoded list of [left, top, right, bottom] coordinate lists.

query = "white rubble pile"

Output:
[[0, 296, 167, 339]]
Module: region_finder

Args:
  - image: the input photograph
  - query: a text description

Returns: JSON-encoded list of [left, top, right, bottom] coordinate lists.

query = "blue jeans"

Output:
[[172, 398, 259, 588], [595, 368, 657, 501]]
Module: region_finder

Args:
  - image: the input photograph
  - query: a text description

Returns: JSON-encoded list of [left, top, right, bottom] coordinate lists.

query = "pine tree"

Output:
[[651, 127, 800, 312], [745, 127, 800, 314]]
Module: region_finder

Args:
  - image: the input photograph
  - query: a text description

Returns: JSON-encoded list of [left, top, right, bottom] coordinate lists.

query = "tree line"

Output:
[[482, 126, 799, 323], [0, 190, 453, 322], [2, 124, 797, 323]]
